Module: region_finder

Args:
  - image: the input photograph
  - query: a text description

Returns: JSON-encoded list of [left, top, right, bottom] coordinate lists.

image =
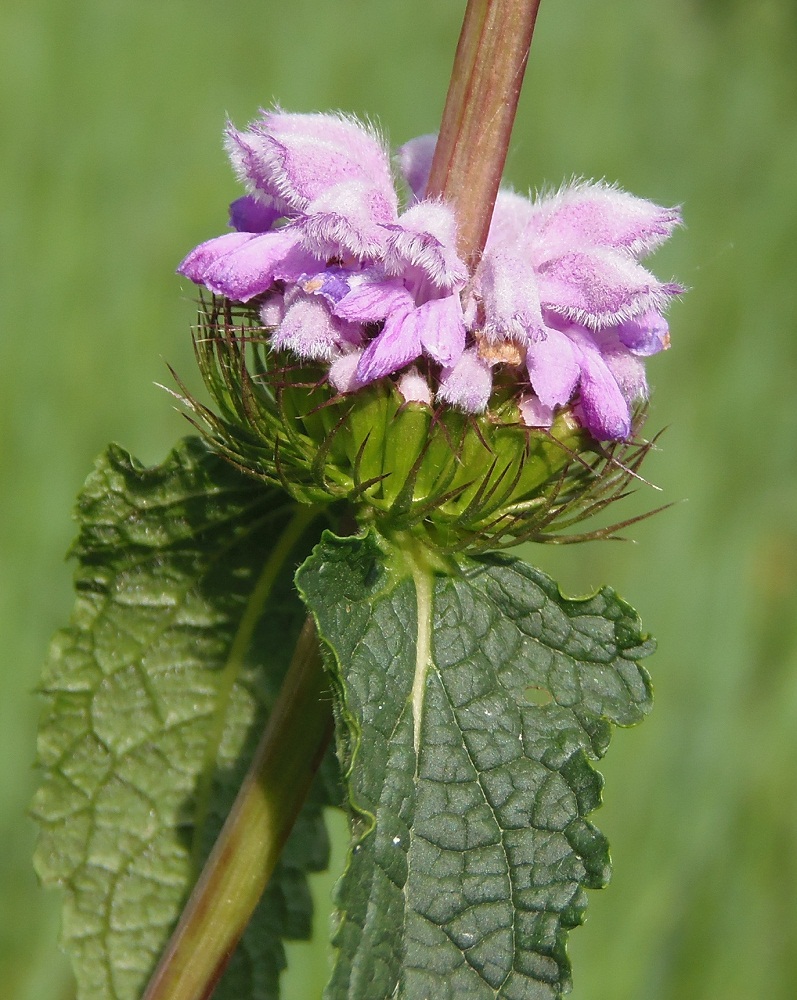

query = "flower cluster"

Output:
[[179, 110, 681, 441]]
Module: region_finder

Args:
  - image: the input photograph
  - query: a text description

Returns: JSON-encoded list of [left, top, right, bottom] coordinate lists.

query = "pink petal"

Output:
[[603, 350, 648, 405], [272, 295, 356, 361], [437, 349, 493, 413], [397, 367, 433, 405], [272, 243, 327, 283], [396, 134, 437, 201], [415, 294, 466, 368], [334, 275, 414, 323], [178, 232, 257, 284], [617, 310, 671, 356], [224, 125, 287, 209], [356, 305, 422, 383], [525, 328, 580, 408], [485, 189, 538, 252], [518, 395, 555, 429], [593, 330, 650, 403], [236, 111, 398, 218], [478, 248, 545, 341], [197, 229, 302, 301], [329, 350, 364, 393], [259, 293, 286, 328], [384, 201, 467, 290], [299, 180, 393, 258], [537, 247, 673, 328], [566, 327, 631, 440], [536, 181, 682, 257]]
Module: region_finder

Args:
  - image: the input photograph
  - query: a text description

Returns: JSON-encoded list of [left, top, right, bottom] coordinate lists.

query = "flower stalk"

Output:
[[140, 618, 333, 1000], [426, 0, 542, 267]]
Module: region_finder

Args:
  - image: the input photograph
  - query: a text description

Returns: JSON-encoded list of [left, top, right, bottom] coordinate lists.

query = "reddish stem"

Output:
[[426, 0, 542, 269]]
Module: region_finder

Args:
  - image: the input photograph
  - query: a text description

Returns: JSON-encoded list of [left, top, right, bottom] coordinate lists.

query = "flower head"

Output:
[[179, 110, 681, 443], [177, 110, 681, 548]]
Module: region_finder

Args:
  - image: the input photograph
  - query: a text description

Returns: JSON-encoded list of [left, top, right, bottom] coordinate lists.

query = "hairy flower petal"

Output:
[[224, 125, 287, 209], [538, 248, 673, 328], [178, 232, 258, 284], [518, 395, 555, 428], [603, 349, 648, 404], [437, 349, 493, 413], [235, 111, 398, 217], [383, 201, 467, 290], [272, 294, 358, 361], [567, 327, 632, 440], [617, 310, 670, 356], [259, 293, 286, 328], [328, 349, 364, 393], [593, 329, 650, 402], [537, 181, 682, 256], [193, 229, 303, 301], [271, 243, 327, 284], [397, 366, 433, 405], [485, 189, 538, 251], [416, 294, 466, 368], [478, 248, 545, 341], [334, 275, 414, 323], [299, 180, 394, 258]]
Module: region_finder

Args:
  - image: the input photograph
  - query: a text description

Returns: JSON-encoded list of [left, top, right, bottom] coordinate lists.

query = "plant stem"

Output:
[[426, 0, 542, 269], [190, 504, 319, 873], [140, 616, 333, 1000]]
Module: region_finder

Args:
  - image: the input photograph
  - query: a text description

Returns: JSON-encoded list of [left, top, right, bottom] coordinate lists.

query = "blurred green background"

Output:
[[2, 0, 796, 997]]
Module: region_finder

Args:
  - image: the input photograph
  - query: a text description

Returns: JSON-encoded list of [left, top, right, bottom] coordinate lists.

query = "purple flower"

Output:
[[179, 111, 467, 376], [472, 181, 682, 437], [179, 111, 681, 441]]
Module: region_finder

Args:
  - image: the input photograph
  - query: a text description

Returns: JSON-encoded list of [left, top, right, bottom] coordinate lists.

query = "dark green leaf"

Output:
[[33, 437, 337, 1000], [297, 531, 654, 1000]]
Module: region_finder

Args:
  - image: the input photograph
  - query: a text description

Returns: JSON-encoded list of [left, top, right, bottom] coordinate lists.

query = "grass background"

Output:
[[2, 0, 796, 997]]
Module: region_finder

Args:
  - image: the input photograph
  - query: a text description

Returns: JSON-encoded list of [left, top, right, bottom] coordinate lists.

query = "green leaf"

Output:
[[297, 531, 654, 1000], [33, 437, 336, 1000]]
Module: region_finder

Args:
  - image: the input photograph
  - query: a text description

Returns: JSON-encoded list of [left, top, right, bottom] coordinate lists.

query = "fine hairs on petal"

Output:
[[537, 247, 676, 329], [328, 350, 363, 393], [477, 247, 545, 341], [224, 123, 288, 210], [384, 200, 468, 290], [485, 188, 538, 250], [531, 177, 682, 257], [246, 109, 398, 218], [437, 349, 493, 413], [272, 294, 352, 361], [397, 366, 433, 405]]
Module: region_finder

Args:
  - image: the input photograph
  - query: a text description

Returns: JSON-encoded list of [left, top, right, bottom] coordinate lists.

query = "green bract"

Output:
[[176, 296, 656, 551]]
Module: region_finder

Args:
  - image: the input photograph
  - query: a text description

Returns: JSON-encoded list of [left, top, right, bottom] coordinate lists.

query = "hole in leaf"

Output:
[[525, 685, 553, 706]]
